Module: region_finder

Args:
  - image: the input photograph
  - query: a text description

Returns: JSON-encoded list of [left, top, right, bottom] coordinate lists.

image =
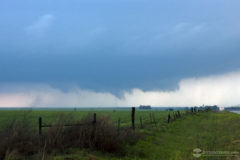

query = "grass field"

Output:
[[0, 109, 240, 160], [0, 109, 171, 130]]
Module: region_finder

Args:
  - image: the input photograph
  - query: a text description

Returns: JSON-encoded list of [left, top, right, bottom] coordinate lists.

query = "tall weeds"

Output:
[[0, 112, 140, 159]]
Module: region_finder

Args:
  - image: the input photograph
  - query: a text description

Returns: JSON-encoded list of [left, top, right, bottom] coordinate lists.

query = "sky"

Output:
[[0, 0, 240, 107]]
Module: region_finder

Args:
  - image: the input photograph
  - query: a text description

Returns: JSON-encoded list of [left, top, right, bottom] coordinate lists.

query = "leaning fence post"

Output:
[[93, 113, 96, 125], [39, 117, 42, 136], [131, 107, 135, 130]]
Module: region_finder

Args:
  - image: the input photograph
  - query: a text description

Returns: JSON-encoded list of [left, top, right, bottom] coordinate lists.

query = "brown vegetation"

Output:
[[0, 113, 140, 159]]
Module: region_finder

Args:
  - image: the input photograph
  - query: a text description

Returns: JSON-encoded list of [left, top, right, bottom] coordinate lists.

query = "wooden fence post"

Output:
[[131, 107, 135, 130], [177, 111, 181, 117], [39, 117, 42, 136], [168, 114, 171, 123], [117, 118, 120, 135], [91, 113, 97, 143], [140, 116, 143, 128], [93, 113, 96, 124]]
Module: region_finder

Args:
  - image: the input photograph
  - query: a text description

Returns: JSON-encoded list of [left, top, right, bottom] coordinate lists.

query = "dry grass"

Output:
[[0, 112, 38, 159], [0, 112, 140, 159]]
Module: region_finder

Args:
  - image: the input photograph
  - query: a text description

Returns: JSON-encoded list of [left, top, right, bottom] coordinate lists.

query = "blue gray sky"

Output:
[[0, 0, 240, 107]]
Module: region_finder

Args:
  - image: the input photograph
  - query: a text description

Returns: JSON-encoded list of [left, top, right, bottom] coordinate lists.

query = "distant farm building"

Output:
[[204, 105, 220, 111], [139, 105, 151, 109]]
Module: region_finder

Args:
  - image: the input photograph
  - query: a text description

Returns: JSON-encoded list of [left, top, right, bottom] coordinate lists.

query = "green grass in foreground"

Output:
[[1, 110, 240, 160]]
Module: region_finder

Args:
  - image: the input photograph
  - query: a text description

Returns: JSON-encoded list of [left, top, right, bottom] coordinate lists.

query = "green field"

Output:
[[0, 109, 172, 130], [0, 110, 240, 160]]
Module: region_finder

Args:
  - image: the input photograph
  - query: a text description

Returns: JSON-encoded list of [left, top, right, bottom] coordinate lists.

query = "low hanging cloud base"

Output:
[[0, 71, 240, 107]]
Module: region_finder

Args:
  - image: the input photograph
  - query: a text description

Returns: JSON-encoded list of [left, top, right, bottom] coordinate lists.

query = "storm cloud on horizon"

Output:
[[1, 71, 240, 107]]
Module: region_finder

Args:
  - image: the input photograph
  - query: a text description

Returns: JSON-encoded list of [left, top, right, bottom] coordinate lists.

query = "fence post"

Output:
[[39, 117, 42, 136], [91, 113, 97, 144], [93, 113, 96, 124], [168, 114, 171, 123], [131, 107, 135, 130], [117, 118, 120, 135], [178, 111, 181, 117], [140, 116, 143, 128]]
